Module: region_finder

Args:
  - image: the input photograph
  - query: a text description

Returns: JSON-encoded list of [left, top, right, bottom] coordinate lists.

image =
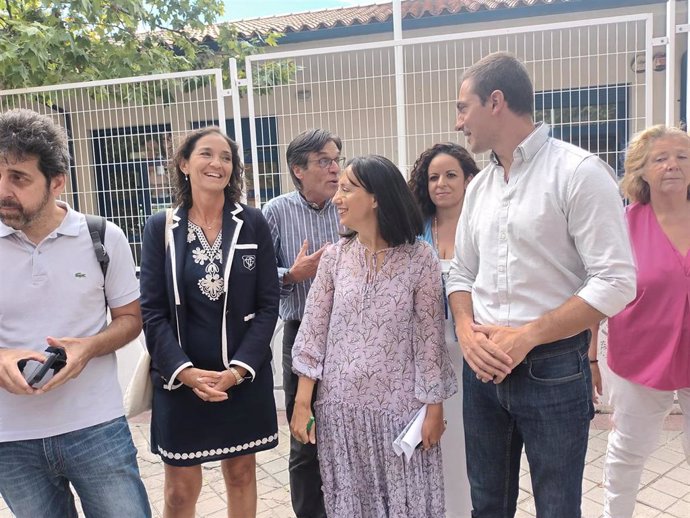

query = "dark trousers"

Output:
[[463, 331, 594, 518], [283, 320, 326, 518]]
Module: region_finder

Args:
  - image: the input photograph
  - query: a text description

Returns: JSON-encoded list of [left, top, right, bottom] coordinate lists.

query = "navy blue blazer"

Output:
[[140, 202, 279, 389]]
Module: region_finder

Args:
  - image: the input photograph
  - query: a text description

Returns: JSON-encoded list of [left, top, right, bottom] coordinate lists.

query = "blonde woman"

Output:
[[604, 125, 690, 517]]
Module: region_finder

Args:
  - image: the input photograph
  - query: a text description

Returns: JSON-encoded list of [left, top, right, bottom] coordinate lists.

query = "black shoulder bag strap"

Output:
[[85, 214, 110, 305]]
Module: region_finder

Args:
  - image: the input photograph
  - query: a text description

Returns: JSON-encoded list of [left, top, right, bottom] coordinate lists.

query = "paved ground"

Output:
[[0, 412, 687, 518]]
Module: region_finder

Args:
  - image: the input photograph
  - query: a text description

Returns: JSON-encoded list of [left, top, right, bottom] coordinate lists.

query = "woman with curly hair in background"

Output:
[[409, 142, 478, 518]]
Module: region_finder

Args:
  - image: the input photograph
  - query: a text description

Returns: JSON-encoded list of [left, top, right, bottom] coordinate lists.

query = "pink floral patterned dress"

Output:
[[292, 237, 458, 517]]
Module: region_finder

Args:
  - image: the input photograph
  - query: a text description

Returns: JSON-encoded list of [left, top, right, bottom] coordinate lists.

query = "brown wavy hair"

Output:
[[171, 127, 244, 208], [0, 109, 70, 182], [408, 142, 479, 218]]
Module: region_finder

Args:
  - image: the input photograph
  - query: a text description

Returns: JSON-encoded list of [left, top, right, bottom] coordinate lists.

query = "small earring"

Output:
[[184, 175, 189, 182]]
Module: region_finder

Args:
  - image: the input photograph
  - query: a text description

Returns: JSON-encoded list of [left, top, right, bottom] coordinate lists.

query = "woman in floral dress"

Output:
[[290, 155, 458, 517]]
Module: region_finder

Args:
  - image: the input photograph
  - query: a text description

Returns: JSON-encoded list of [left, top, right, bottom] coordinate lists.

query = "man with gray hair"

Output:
[[262, 128, 344, 518], [0, 109, 151, 517], [447, 52, 636, 517]]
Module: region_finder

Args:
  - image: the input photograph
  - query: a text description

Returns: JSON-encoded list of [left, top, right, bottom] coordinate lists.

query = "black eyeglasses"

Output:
[[309, 157, 346, 169]]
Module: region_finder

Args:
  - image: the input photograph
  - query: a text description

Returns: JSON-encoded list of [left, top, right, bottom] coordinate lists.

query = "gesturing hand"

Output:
[[286, 240, 330, 284]]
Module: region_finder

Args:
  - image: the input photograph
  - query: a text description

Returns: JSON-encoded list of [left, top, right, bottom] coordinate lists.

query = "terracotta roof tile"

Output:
[[211, 0, 563, 39]]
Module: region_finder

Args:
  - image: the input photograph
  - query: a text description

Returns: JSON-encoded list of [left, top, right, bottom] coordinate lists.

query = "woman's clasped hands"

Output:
[[178, 367, 238, 402]]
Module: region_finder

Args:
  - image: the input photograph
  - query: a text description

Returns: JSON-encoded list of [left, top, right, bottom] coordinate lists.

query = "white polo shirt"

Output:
[[0, 202, 140, 441]]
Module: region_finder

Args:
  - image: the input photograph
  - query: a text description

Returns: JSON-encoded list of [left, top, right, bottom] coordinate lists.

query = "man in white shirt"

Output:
[[0, 109, 151, 518], [446, 52, 636, 518]]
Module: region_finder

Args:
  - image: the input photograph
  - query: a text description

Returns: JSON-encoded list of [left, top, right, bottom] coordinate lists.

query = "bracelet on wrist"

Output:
[[228, 367, 244, 385], [589, 359, 599, 364]]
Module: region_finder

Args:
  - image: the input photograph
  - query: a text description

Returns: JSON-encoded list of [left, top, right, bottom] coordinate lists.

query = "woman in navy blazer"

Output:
[[140, 127, 279, 518]]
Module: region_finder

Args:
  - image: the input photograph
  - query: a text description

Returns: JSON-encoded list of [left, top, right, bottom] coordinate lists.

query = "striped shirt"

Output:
[[262, 191, 341, 321]]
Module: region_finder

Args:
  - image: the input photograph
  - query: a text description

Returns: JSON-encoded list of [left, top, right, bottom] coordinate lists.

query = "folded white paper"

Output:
[[392, 404, 427, 462]]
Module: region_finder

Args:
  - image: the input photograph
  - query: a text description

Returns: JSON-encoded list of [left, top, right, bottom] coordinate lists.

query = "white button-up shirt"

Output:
[[446, 123, 636, 327]]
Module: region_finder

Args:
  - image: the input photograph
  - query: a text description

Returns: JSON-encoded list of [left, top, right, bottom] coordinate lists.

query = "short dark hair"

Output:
[[408, 143, 479, 218], [286, 129, 342, 190], [342, 155, 423, 247], [462, 52, 534, 116], [0, 109, 69, 181], [171, 127, 244, 209]]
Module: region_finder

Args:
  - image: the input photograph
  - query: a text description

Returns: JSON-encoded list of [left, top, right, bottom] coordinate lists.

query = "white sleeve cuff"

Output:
[[279, 268, 295, 298], [164, 361, 193, 390]]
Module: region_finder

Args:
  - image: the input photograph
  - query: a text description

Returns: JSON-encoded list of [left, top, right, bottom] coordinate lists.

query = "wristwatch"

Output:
[[229, 367, 245, 385]]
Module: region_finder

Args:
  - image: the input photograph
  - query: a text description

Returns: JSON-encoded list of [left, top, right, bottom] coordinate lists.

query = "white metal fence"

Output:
[[0, 69, 226, 265], [245, 13, 653, 204], [0, 11, 661, 259]]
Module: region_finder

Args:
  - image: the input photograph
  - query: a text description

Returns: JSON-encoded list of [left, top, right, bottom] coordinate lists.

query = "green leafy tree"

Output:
[[0, 0, 283, 90]]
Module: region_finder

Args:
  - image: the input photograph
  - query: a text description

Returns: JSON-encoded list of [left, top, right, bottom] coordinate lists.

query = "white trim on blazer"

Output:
[[221, 203, 244, 370]]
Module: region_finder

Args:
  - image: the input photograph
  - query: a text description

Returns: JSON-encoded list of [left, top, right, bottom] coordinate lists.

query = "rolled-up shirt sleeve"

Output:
[[567, 156, 637, 316]]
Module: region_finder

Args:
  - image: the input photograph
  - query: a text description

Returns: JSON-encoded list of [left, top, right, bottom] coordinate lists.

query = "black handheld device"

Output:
[[18, 347, 67, 387]]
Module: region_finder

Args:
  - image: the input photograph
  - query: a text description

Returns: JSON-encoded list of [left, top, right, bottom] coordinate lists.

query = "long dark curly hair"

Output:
[[171, 127, 244, 208], [408, 143, 479, 218]]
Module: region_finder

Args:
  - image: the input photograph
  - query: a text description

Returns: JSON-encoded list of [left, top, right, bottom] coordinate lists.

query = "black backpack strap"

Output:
[[85, 214, 109, 278]]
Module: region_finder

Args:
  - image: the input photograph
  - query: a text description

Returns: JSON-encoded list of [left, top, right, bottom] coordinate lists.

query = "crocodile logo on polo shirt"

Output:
[[74, 272, 86, 278]]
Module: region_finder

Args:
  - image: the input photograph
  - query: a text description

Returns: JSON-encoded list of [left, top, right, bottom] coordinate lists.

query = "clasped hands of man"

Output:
[[458, 322, 537, 384]]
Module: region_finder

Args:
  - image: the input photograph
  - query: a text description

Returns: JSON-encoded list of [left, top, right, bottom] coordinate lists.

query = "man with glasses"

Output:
[[262, 129, 344, 518]]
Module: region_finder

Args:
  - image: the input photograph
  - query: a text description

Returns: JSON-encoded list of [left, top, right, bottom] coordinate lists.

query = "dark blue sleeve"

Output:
[[140, 212, 193, 385]]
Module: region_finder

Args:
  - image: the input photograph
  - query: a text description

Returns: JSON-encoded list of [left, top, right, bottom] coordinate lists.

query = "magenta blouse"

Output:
[[607, 202, 690, 390]]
